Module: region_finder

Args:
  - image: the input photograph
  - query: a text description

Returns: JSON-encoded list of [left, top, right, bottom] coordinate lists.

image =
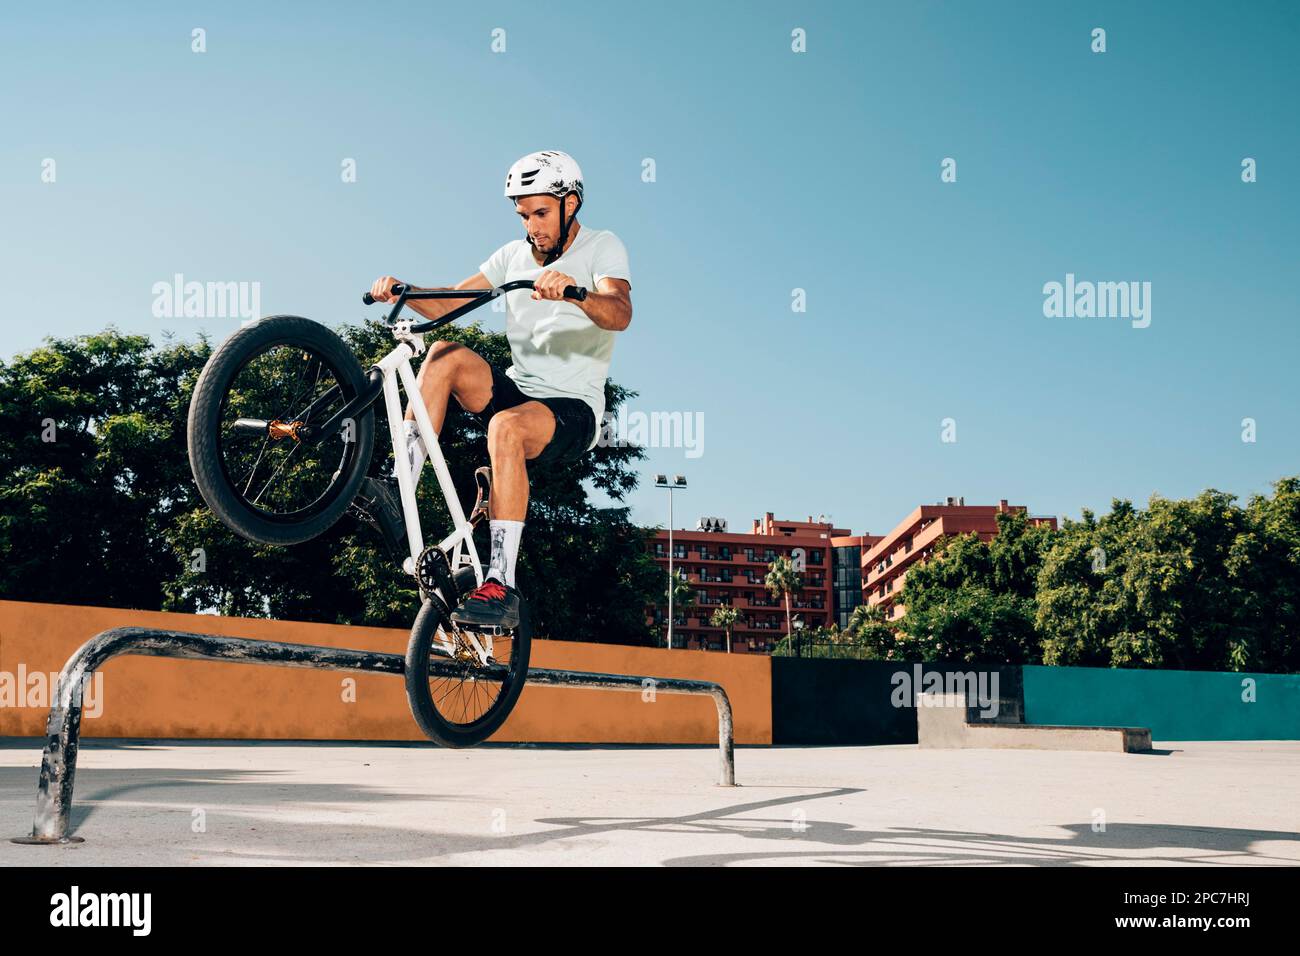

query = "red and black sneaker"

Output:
[[450, 577, 522, 633]]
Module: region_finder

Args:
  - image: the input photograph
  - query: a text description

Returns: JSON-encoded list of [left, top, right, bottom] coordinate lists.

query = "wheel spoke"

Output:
[[250, 439, 303, 506], [422, 629, 514, 727], [221, 343, 353, 519], [239, 439, 272, 497], [282, 358, 325, 425]]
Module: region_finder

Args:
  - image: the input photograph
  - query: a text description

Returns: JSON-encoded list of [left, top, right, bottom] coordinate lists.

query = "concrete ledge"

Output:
[[917, 693, 1152, 753]]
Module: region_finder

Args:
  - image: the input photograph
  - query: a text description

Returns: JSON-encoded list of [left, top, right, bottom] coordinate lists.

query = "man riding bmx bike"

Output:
[[354, 150, 633, 633]]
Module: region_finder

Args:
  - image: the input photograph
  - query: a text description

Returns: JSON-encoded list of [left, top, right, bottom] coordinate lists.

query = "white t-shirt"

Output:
[[479, 226, 631, 451]]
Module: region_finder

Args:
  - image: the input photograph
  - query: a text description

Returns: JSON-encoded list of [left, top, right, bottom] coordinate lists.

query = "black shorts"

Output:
[[468, 365, 597, 467]]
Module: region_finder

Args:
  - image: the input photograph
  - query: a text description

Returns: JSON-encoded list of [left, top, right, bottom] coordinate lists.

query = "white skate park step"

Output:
[[917, 692, 1152, 753]]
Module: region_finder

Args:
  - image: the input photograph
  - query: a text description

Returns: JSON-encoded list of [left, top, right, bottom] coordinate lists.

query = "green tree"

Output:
[[0, 329, 210, 610], [843, 602, 901, 660], [764, 555, 802, 649], [897, 512, 1054, 663], [1227, 478, 1300, 671], [662, 566, 698, 647], [1034, 500, 1139, 667], [710, 603, 739, 652], [1037, 486, 1300, 672], [1, 322, 661, 644]]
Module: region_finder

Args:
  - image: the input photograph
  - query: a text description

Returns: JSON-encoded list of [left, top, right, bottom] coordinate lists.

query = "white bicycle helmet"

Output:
[[504, 150, 584, 265]]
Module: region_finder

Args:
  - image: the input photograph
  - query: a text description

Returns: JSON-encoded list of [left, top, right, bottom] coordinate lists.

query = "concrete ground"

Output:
[[1, 739, 1297, 866]]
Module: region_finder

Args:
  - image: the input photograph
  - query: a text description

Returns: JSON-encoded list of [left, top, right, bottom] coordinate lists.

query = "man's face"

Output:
[[515, 194, 577, 252]]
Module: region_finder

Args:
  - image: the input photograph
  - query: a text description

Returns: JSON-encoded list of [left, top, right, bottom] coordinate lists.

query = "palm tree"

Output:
[[843, 602, 896, 659], [665, 568, 696, 644], [710, 604, 740, 653], [764, 556, 802, 651], [845, 603, 878, 638]]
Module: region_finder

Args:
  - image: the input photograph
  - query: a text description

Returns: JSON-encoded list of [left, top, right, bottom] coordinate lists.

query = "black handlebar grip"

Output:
[[565, 285, 588, 301], [362, 283, 408, 305]]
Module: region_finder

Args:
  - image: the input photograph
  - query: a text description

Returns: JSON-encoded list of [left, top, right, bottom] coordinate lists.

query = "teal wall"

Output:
[[1023, 666, 1300, 741]]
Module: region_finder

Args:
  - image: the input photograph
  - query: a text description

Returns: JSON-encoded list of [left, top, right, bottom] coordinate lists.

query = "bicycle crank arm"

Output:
[[467, 466, 493, 528]]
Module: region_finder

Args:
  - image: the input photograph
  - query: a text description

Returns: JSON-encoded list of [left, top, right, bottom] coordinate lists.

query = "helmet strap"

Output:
[[542, 194, 571, 266]]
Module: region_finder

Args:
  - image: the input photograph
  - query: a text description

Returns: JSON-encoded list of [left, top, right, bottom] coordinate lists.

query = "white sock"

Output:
[[395, 419, 428, 484], [487, 519, 524, 589]]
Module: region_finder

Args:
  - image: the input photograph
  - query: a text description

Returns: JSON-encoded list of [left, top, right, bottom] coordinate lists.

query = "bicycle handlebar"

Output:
[[362, 280, 588, 336], [362, 281, 587, 306]]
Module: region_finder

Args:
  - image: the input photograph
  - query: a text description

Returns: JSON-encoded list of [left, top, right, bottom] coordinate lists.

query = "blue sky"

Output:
[[2, 1, 1297, 538]]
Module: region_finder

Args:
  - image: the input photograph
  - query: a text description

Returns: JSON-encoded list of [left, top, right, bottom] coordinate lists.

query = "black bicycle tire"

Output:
[[187, 315, 375, 546], [405, 568, 533, 748]]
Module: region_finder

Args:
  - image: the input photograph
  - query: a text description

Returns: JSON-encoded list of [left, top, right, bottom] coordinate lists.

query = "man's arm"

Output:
[[367, 272, 491, 323], [580, 277, 632, 332], [532, 273, 632, 332]]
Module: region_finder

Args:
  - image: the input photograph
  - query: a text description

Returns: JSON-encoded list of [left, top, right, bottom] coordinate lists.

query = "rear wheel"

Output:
[[405, 567, 532, 748], [186, 316, 375, 546]]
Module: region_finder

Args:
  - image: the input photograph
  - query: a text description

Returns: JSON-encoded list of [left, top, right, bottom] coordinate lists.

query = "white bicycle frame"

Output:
[[372, 319, 493, 663]]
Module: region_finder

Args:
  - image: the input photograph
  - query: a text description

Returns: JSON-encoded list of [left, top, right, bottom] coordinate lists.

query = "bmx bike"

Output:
[[185, 280, 587, 747]]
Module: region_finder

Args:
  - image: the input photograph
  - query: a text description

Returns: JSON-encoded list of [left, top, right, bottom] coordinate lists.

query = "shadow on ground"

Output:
[[3, 755, 1295, 866]]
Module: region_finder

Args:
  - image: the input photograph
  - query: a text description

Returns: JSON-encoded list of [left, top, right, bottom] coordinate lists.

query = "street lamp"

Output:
[[655, 474, 687, 649]]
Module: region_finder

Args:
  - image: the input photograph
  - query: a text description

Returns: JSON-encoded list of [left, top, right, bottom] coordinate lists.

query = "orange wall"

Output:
[[0, 600, 771, 745]]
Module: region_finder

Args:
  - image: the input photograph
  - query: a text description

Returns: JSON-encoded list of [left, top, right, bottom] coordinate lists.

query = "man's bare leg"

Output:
[[485, 403, 556, 522], [401, 343, 556, 519], [405, 341, 494, 433], [455, 403, 554, 607]]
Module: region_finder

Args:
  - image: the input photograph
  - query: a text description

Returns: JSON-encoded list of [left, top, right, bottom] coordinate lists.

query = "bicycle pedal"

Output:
[[470, 466, 492, 514], [452, 621, 513, 637]]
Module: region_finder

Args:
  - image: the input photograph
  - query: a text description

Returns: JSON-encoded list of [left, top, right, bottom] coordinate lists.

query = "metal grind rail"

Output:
[[12, 626, 737, 845]]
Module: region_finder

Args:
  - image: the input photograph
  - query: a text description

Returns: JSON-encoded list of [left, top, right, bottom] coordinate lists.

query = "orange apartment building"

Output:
[[644, 513, 852, 653], [863, 497, 1058, 621], [644, 499, 1056, 653]]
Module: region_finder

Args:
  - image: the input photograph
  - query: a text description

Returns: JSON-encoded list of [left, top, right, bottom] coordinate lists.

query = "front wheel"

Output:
[[186, 316, 375, 546], [405, 567, 532, 748]]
